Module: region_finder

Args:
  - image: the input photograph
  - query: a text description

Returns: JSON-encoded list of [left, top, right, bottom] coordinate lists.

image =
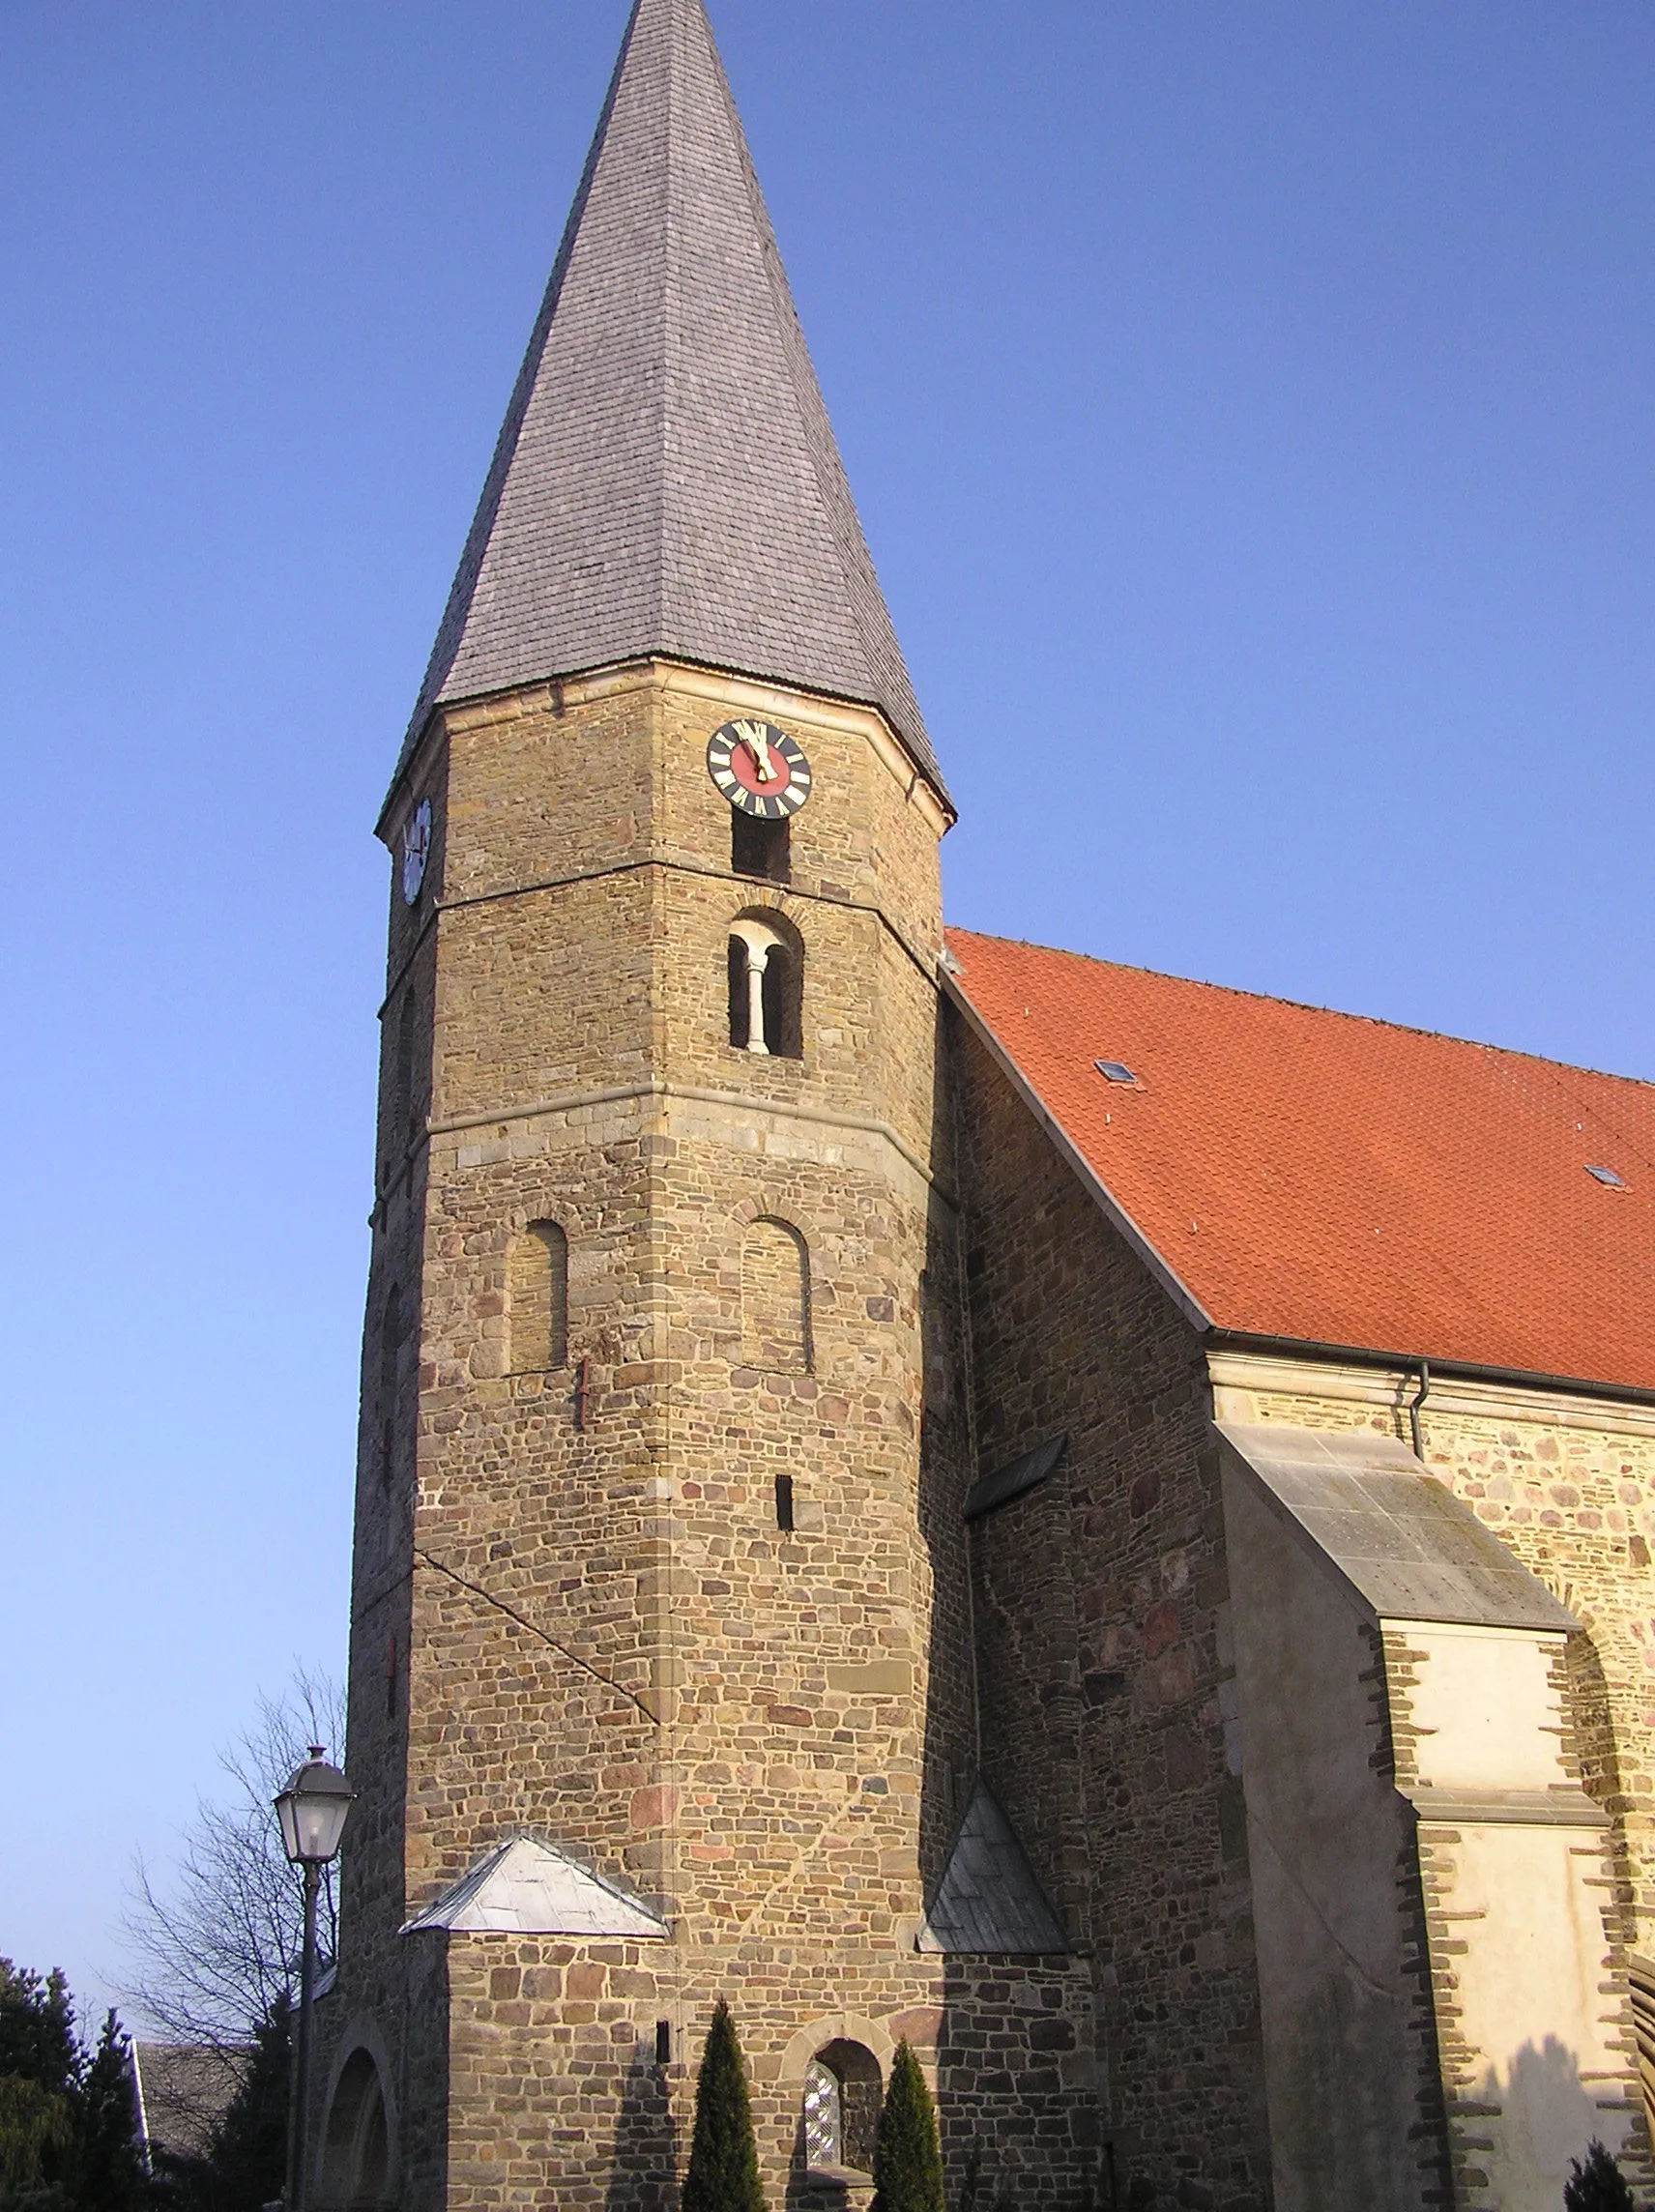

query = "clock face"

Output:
[[706, 719, 812, 819], [401, 796, 432, 906]]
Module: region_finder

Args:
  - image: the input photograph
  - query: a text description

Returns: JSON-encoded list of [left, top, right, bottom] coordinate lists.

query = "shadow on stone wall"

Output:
[[919, 1010, 1103, 2211], [603, 2046, 677, 2212], [1474, 2034, 1636, 2203]]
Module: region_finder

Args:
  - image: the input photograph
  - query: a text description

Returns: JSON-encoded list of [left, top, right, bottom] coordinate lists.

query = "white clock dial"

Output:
[[401, 796, 432, 906]]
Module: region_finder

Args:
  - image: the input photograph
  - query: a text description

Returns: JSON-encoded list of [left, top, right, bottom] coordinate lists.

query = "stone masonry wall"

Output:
[[951, 1007, 1273, 2211], [431, 1936, 1096, 2212], [327, 665, 1097, 2209]]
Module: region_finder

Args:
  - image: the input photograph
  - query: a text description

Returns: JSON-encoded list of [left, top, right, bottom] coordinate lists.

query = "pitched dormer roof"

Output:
[[392, 0, 942, 806]]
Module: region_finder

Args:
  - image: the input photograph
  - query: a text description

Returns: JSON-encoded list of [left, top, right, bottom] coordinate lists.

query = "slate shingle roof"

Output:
[[131, 2044, 245, 2164], [946, 927, 1655, 1393], [391, 0, 942, 805], [916, 1781, 1069, 1956]]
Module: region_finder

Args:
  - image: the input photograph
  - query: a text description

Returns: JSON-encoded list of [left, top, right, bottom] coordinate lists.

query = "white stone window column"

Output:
[[730, 917, 784, 1055]]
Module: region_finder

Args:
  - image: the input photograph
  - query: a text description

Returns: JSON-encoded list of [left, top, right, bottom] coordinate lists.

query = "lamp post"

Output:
[[274, 1747, 354, 2212]]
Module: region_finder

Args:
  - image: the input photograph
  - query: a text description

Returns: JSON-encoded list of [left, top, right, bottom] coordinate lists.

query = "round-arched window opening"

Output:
[[320, 2047, 392, 2208], [802, 2039, 882, 2176], [727, 914, 803, 1060]]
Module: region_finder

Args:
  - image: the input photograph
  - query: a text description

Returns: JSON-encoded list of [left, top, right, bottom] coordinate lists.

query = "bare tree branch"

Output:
[[118, 1667, 345, 2059]]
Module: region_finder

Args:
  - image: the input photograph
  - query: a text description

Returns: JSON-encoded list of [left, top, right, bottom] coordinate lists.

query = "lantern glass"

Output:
[[274, 1751, 354, 1866]]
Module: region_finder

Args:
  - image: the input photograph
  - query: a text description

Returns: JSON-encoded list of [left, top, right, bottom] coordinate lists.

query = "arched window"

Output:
[[727, 914, 802, 1060], [509, 1221, 568, 1373], [321, 2047, 392, 2208], [803, 2041, 881, 2176], [741, 1217, 810, 1373]]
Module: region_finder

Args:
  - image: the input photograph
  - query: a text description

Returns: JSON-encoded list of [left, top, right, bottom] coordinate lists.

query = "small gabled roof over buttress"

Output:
[[916, 1781, 1069, 1956], [392, 0, 942, 805], [401, 1835, 669, 1939]]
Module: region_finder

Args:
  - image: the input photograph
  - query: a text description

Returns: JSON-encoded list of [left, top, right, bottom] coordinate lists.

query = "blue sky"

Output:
[[2, 2, 1651, 2024]]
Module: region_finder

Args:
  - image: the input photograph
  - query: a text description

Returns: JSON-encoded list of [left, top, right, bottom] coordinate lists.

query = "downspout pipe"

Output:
[[1408, 1358, 1432, 1461]]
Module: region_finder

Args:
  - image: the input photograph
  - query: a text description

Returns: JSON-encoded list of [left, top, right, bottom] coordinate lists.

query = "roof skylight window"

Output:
[[1585, 1164, 1626, 1188], [1094, 1060, 1136, 1086]]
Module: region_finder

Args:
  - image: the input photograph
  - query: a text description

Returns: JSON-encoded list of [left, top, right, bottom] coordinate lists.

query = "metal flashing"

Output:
[[401, 1835, 669, 1938], [1217, 1421, 1579, 1634]]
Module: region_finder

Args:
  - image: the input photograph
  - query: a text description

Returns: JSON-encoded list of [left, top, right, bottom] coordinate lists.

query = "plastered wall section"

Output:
[[1220, 1451, 1443, 2212], [1212, 1354, 1655, 2204], [1389, 1618, 1635, 2209]]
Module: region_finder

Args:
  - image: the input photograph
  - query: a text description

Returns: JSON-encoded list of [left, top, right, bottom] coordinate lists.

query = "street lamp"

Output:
[[274, 1747, 354, 2212]]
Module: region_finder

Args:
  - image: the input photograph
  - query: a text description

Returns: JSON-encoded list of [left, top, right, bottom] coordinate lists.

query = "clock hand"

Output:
[[734, 718, 775, 783]]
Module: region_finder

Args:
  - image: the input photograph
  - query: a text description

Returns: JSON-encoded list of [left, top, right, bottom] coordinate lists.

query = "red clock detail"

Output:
[[706, 720, 812, 819]]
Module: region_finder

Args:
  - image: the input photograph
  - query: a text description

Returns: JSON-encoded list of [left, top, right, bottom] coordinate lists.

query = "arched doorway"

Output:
[[319, 2046, 392, 2208]]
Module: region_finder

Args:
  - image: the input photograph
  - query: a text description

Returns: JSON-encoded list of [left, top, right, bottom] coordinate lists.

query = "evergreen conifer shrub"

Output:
[[1564, 2139, 1636, 2212], [0, 1962, 149, 2211], [74, 2015, 149, 2210], [869, 2040, 944, 2212], [682, 2000, 765, 2212]]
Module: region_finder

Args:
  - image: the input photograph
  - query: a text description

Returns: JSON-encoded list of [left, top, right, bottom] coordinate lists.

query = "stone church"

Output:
[[315, 2, 1655, 2206]]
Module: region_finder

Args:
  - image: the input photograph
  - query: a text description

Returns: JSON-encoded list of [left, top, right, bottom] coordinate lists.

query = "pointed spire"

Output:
[[392, 0, 943, 800]]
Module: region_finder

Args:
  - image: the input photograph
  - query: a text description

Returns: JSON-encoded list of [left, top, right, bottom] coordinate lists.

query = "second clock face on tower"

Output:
[[401, 796, 432, 906], [706, 719, 812, 818]]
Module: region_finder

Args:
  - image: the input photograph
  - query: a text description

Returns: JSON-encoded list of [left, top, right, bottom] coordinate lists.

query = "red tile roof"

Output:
[[946, 928, 1655, 1394]]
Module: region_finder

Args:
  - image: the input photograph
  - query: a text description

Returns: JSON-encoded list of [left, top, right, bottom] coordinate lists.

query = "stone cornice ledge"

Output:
[[1406, 1786, 1611, 1830], [429, 1078, 950, 1205], [1207, 1347, 1655, 1441]]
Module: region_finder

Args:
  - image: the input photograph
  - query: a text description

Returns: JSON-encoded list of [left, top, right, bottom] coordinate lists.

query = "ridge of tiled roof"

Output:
[[946, 925, 1655, 1394], [954, 931, 1655, 1092], [388, 0, 943, 811]]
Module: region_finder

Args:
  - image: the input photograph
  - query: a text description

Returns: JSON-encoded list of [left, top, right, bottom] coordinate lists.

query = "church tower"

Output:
[[320, 2, 1097, 2205]]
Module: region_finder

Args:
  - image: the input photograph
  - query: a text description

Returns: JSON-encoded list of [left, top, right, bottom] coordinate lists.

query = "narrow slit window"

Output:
[[775, 1472, 796, 1531]]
